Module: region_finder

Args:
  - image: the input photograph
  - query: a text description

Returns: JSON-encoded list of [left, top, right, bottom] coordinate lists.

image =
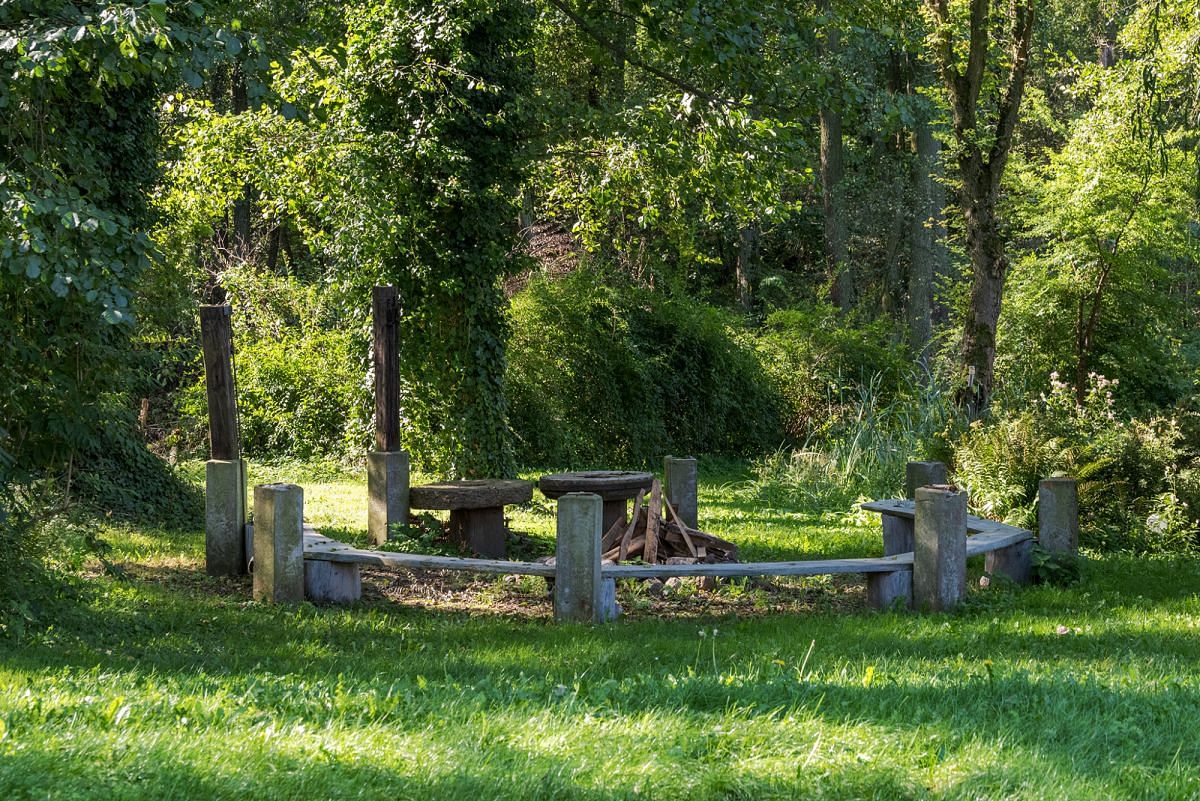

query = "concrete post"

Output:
[[914, 485, 967, 611], [1039, 477, 1079, 556], [205, 459, 246, 576], [906, 460, 948, 499], [253, 483, 305, 604], [368, 450, 410, 545], [554, 492, 617, 623], [664, 456, 699, 529]]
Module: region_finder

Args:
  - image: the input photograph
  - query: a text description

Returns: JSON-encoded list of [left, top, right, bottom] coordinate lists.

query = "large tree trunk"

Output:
[[821, 102, 852, 310], [958, 179, 1007, 417], [907, 117, 945, 357], [819, 11, 852, 311], [735, 224, 757, 312]]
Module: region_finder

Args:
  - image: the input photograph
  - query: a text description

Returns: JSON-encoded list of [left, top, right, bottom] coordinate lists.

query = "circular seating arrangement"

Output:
[[409, 479, 533, 558]]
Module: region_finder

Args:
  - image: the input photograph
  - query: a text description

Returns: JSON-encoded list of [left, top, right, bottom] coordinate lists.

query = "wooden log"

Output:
[[664, 497, 698, 557], [644, 479, 662, 564], [617, 490, 645, 561], [199, 304, 239, 461], [603, 556, 912, 578], [601, 515, 627, 551], [305, 532, 555, 576], [372, 285, 401, 452]]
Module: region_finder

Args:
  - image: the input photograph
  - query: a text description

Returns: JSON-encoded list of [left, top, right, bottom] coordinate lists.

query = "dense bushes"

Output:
[[506, 271, 782, 467], [955, 373, 1199, 553]]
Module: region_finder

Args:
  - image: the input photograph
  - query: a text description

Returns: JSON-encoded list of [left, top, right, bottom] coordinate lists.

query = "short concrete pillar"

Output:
[[1039, 477, 1079, 556], [985, 540, 1033, 584], [913, 485, 967, 611], [664, 456, 699, 529], [554, 492, 615, 623], [205, 459, 247, 576], [305, 560, 362, 604], [906, 460, 948, 499], [253, 483, 305, 604], [867, 569, 912, 610], [368, 450, 410, 545]]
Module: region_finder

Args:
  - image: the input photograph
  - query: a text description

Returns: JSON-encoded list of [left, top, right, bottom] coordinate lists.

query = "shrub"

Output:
[[954, 373, 1199, 553], [751, 372, 961, 511], [755, 306, 909, 442], [506, 270, 782, 467]]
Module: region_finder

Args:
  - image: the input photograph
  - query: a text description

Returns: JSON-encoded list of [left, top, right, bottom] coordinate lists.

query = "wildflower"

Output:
[[979, 575, 991, 589], [1055, 625, 1070, 636]]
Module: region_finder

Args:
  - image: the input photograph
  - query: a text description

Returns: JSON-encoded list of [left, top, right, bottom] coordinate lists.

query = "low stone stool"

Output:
[[408, 479, 533, 558], [538, 471, 655, 534]]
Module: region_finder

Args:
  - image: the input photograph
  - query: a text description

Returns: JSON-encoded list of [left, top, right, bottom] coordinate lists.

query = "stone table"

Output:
[[538, 471, 655, 534], [408, 479, 533, 559]]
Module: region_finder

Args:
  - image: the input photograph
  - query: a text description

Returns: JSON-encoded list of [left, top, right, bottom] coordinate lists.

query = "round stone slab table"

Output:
[[538, 471, 655, 535], [409, 479, 533, 559]]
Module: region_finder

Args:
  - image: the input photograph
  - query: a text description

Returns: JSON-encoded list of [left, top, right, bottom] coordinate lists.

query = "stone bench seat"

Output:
[[408, 479, 533, 558]]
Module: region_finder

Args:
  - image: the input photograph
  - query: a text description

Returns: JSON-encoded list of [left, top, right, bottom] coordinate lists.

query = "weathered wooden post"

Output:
[[554, 492, 619, 623], [200, 304, 247, 576], [913, 484, 967, 611], [985, 539, 1033, 584], [253, 483, 305, 604], [368, 286, 410, 545], [664, 455, 698, 529], [1039, 476, 1079, 556], [906, 460, 948, 499], [867, 568, 912, 610]]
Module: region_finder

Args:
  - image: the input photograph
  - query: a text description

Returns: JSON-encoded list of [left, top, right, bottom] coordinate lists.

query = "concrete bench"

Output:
[[409, 479, 533, 558]]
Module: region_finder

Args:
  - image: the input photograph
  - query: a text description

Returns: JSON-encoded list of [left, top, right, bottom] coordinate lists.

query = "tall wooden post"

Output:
[[368, 286, 410, 545], [200, 304, 247, 576]]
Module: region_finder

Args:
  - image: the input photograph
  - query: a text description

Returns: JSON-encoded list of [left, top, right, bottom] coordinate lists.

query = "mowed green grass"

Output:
[[1, 460, 1199, 800]]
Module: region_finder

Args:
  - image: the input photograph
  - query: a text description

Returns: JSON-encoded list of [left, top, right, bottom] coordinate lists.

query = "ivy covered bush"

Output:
[[507, 270, 782, 467]]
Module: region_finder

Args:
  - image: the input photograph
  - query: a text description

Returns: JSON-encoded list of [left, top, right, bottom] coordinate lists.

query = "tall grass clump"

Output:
[[752, 372, 960, 511]]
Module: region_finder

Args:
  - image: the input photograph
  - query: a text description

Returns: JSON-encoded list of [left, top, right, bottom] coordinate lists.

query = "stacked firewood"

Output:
[[601, 479, 738, 564]]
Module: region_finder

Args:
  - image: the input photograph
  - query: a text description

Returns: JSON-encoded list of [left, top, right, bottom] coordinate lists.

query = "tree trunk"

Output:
[[958, 179, 1007, 417], [821, 103, 852, 310], [818, 10, 852, 311], [735, 225, 757, 312], [908, 118, 943, 357]]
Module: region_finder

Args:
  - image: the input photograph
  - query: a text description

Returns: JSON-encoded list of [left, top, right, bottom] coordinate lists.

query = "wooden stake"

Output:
[[618, 488, 645, 561], [199, 304, 239, 461], [645, 479, 662, 564]]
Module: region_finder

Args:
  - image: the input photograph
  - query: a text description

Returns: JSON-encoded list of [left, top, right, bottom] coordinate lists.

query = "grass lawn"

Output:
[[1, 460, 1198, 800]]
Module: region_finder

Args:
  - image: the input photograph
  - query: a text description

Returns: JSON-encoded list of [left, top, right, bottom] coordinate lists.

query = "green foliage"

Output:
[[754, 306, 909, 442], [506, 270, 782, 467], [1029, 544, 1084, 587], [178, 267, 370, 460], [955, 373, 1199, 553], [752, 372, 961, 512]]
